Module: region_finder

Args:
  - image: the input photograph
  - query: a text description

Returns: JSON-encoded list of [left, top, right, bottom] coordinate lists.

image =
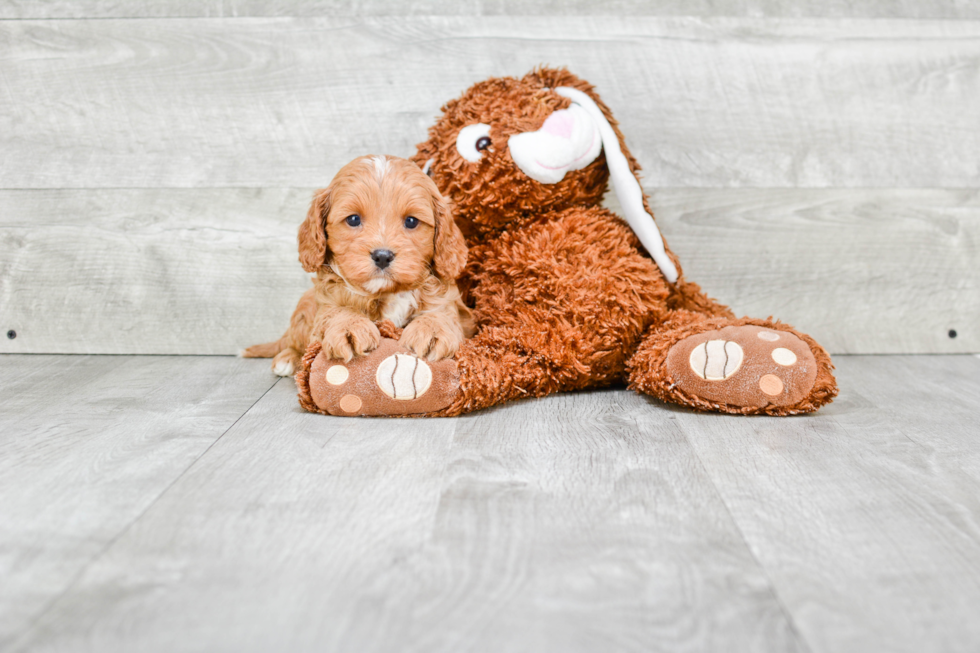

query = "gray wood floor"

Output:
[[2, 353, 979, 653]]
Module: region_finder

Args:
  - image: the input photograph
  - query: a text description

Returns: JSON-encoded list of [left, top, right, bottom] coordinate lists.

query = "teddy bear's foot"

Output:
[[629, 318, 837, 415], [297, 338, 460, 417], [666, 324, 820, 411]]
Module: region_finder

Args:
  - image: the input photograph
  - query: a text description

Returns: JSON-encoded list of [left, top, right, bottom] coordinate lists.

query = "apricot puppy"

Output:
[[243, 155, 473, 375]]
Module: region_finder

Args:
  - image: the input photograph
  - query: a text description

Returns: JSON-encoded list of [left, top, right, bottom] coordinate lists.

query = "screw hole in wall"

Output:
[[948, 329, 957, 339], [6, 330, 15, 340]]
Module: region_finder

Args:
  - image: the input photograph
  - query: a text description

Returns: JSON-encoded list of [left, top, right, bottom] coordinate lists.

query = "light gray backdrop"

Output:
[[1, 1, 977, 355]]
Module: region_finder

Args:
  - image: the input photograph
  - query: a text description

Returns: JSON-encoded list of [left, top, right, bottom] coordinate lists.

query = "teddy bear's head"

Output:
[[413, 67, 678, 283], [413, 68, 616, 235]]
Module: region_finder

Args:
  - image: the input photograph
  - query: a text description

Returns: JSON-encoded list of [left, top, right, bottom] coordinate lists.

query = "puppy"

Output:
[[243, 155, 473, 376]]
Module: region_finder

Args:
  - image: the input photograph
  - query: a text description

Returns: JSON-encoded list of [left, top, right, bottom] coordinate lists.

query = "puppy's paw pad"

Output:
[[667, 325, 818, 408]]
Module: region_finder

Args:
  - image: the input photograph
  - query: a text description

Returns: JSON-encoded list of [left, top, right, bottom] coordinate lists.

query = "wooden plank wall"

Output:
[[1, 2, 977, 355]]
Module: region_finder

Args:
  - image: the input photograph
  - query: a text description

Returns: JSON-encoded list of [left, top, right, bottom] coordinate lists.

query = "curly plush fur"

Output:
[[297, 67, 838, 416]]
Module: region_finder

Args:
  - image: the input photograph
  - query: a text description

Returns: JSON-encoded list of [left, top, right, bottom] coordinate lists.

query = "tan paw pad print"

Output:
[[667, 325, 818, 408]]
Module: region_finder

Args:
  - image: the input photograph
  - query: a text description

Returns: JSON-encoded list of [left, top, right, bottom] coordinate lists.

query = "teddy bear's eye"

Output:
[[456, 123, 492, 162]]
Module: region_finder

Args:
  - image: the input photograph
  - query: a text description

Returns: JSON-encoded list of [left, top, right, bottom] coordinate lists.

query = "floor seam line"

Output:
[[677, 419, 817, 653], [6, 376, 282, 651]]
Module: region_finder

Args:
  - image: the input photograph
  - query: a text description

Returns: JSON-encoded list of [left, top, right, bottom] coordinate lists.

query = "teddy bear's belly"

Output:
[[468, 208, 671, 377]]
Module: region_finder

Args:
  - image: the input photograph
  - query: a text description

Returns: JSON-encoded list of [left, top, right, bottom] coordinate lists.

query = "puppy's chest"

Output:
[[373, 290, 421, 328]]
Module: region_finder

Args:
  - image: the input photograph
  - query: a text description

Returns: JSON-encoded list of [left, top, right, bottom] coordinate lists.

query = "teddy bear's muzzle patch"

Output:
[[507, 104, 602, 184]]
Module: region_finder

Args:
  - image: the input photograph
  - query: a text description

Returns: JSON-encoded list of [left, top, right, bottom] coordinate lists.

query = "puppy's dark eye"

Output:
[[345, 214, 361, 227], [404, 216, 419, 229], [475, 136, 491, 151]]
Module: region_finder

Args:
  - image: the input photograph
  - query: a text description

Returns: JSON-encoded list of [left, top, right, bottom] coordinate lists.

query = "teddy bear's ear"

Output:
[[507, 71, 679, 283], [412, 96, 463, 179], [552, 86, 677, 283], [411, 139, 436, 178], [509, 68, 679, 282]]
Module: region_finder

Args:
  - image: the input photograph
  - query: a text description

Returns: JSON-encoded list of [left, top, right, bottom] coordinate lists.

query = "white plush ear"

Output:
[[507, 104, 602, 184], [556, 87, 678, 284]]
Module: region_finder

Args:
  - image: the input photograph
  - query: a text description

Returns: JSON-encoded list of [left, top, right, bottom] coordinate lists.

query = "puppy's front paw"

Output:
[[321, 318, 381, 362], [399, 318, 462, 361]]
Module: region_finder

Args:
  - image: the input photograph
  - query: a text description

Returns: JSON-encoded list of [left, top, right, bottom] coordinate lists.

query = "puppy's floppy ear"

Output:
[[429, 185, 467, 282], [298, 187, 331, 273]]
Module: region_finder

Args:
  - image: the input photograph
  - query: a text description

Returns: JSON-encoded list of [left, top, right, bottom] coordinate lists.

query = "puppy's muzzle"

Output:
[[371, 249, 395, 270]]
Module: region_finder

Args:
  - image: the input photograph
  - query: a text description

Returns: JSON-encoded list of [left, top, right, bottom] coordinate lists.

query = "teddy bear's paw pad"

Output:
[[688, 340, 744, 380], [376, 354, 432, 400], [308, 339, 458, 416], [666, 325, 818, 408]]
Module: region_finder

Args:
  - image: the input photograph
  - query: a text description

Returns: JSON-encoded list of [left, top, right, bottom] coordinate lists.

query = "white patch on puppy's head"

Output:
[[369, 155, 390, 183]]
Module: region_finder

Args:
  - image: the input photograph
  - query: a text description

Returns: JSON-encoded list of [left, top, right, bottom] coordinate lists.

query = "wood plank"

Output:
[[9, 384, 805, 653], [2, 17, 979, 189], [3, 0, 978, 19], [6, 379, 460, 653], [401, 391, 803, 652], [645, 188, 980, 354], [671, 356, 980, 653], [3, 187, 976, 355], [0, 354, 277, 650], [0, 188, 313, 355], [832, 355, 980, 480]]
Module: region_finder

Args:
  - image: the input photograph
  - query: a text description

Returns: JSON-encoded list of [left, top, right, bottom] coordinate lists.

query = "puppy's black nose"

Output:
[[371, 249, 395, 269]]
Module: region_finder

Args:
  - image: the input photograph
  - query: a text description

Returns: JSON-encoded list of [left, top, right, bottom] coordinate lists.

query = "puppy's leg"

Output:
[[397, 279, 471, 361], [399, 314, 466, 361], [271, 348, 302, 377], [317, 311, 382, 362]]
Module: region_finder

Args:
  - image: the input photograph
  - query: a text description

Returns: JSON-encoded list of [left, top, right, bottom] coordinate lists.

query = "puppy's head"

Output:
[[298, 155, 467, 294]]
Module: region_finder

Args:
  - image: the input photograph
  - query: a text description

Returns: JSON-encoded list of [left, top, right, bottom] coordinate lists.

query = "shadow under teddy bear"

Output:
[[297, 67, 838, 417]]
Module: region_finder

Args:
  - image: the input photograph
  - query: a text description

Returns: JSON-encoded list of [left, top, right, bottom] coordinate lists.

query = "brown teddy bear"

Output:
[[297, 67, 838, 417]]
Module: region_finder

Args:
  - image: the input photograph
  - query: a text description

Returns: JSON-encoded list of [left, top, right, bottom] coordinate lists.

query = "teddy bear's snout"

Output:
[[540, 110, 576, 139], [507, 103, 602, 185]]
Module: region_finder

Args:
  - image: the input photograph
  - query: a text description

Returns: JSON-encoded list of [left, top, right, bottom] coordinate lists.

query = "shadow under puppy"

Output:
[[243, 154, 474, 376]]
